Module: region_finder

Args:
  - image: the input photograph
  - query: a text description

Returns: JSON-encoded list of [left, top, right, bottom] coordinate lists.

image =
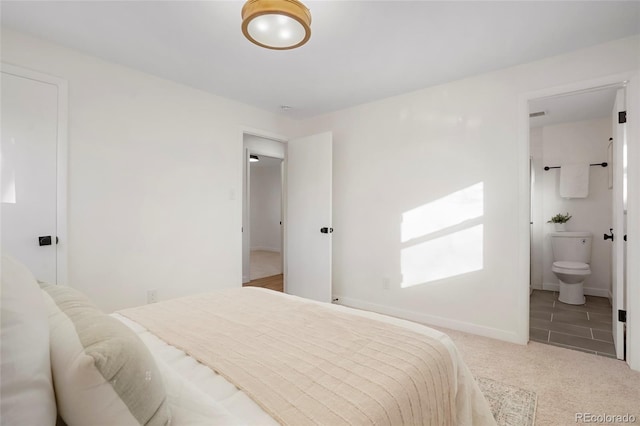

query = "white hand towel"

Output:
[[560, 163, 589, 198]]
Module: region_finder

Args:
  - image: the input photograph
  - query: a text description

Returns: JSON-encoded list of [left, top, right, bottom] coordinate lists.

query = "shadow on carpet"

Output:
[[477, 377, 537, 426]]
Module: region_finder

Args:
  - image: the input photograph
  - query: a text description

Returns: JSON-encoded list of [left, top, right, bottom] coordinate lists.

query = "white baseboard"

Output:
[[334, 295, 524, 344], [250, 247, 281, 253], [542, 282, 610, 298]]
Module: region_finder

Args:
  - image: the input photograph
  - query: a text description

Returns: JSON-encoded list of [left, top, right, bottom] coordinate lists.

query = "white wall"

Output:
[[531, 118, 612, 297], [295, 36, 639, 343], [1, 29, 294, 312], [250, 162, 282, 252], [3, 27, 638, 348]]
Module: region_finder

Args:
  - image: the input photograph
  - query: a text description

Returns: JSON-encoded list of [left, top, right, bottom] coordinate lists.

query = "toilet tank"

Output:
[[550, 232, 593, 263]]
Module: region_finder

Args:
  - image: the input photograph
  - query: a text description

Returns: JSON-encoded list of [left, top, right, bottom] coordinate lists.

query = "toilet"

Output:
[[550, 231, 592, 305]]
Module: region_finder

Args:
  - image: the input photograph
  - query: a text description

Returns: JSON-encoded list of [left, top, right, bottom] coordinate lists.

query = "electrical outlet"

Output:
[[383, 277, 390, 290], [147, 289, 158, 304]]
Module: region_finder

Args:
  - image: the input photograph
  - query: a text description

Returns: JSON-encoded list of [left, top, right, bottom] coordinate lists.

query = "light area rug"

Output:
[[478, 377, 536, 426], [250, 250, 281, 280]]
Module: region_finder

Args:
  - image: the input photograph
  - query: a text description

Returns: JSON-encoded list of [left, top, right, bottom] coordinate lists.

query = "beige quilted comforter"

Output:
[[120, 287, 495, 425]]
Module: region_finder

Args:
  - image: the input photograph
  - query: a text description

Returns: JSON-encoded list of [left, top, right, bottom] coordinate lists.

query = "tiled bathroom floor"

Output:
[[530, 290, 616, 358]]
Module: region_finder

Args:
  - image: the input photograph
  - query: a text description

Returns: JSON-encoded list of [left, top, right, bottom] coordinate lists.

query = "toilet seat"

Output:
[[552, 261, 591, 276], [552, 261, 589, 270]]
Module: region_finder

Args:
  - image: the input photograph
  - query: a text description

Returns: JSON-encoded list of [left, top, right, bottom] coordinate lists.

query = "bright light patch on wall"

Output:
[[401, 224, 483, 288], [401, 182, 483, 242]]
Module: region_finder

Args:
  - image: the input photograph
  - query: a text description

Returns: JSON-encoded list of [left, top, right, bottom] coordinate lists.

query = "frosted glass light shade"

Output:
[[242, 0, 311, 50]]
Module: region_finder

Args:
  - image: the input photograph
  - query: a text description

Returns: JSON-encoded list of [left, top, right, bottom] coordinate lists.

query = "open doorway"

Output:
[[527, 83, 627, 359], [242, 133, 285, 292], [240, 130, 333, 302], [247, 154, 283, 288]]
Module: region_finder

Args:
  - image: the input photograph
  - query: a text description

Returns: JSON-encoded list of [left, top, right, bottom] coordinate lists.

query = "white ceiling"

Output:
[[2, 1, 639, 119], [529, 86, 619, 128]]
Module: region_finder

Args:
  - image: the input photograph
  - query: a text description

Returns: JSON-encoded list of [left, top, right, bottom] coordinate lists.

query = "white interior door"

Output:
[[1, 70, 59, 283], [611, 88, 626, 360], [286, 131, 332, 302]]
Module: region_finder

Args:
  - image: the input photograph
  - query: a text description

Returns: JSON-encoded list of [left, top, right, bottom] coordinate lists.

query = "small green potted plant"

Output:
[[547, 212, 572, 231]]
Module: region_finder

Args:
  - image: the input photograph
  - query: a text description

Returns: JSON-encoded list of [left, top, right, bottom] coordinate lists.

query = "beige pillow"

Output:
[[1, 255, 56, 425], [40, 283, 171, 426]]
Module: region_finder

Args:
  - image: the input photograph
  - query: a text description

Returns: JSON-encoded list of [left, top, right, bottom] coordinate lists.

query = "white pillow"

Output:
[[40, 283, 171, 426], [0, 255, 57, 425]]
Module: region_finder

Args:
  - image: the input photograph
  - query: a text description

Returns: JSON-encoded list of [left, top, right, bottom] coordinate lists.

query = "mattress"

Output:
[[113, 291, 495, 425]]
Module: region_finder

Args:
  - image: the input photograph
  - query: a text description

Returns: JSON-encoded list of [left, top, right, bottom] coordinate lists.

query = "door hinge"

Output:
[[618, 309, 627, 323], [618, 111, 627, 124]]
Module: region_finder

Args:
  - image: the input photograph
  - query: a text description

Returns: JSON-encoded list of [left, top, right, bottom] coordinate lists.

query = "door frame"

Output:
[[517, 70, 640, 370], [1, 63, 68, 285], [240, 127, 288, 289], [611, 87, 626, 359]]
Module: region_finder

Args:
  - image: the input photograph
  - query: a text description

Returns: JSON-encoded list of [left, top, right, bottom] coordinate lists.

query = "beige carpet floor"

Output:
[[250, 250, 282, 280], [431, 326, 640, 425]]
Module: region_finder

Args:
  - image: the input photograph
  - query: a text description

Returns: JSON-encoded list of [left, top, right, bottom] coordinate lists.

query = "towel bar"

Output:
[[544, 162, 607, 171]]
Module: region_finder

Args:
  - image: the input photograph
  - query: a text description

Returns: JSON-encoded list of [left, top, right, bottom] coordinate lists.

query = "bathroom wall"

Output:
[[531, 117, 613, 297]]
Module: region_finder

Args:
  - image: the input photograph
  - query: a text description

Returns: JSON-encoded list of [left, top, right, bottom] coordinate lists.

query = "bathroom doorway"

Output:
[[527, 83, 627, 359]]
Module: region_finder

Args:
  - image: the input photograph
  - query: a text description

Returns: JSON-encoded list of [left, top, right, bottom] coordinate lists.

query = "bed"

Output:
[[1, 254, 496, 426]]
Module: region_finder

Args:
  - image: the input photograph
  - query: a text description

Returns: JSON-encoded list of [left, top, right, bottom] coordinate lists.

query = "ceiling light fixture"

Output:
[[250, 154, 260, 162], [241, 0, 311, 50]]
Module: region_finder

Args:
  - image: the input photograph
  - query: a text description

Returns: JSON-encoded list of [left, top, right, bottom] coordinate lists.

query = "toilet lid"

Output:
[[553, 261, 589, 270]]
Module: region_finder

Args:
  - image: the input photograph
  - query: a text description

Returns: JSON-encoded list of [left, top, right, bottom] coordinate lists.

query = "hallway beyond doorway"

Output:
[[244, 274, 283, 292], [250, 249, 281, 280]]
